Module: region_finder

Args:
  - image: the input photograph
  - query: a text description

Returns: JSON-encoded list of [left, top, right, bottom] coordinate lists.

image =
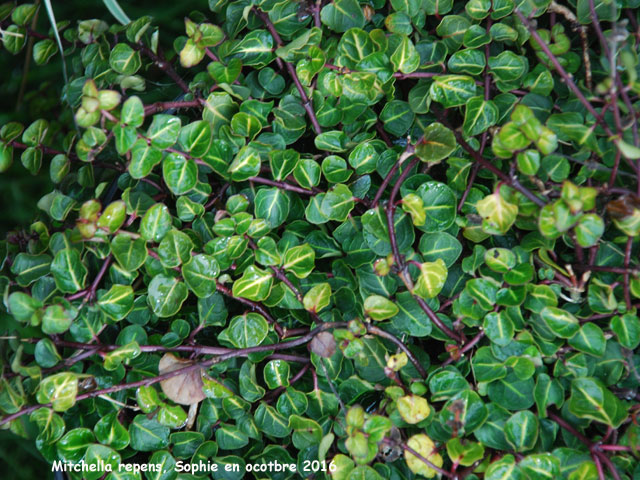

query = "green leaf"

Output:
[[380, 100, 414, 137], [263, 359, 290, 389], [415, 123, 456, 163], [182, 254, 220, 298], [139, 203, 172, 242], [36, 372, 77, 412], [574, 214, 604, 247], [98, 284, 134, 320], [109, 43, 142, 75], [162, 152, 198, 195], [610, 314, 640, 349], [147, 114, 181, 149], [540, 306, 580, 338], [94, 412, 130, 450], [448, 48, 486, 75], [483, 311, 515, 347], [322, 184, 355, 221], [321, 0, 365, 33], [364, 295, 399, 320], [315, 131, 348, 152], [489, 51, 527, 82], [232, 265, 273, 301], [10, 253, 51, 287], [390, 36, 420, 74], [289, 415, 322, 449], [8, 291, 42, 323], [121, 96, 144, 127], [111, 234, 148, 271], [430, 75, 477, 108], [416, 181, 457, 232], [157, 229, 194, 268], [147, 274, 189, 317], [254, 403, 290, 437], [129, 140, 162, 179], [504, 411, 538, 452], [568, 323, 606, 357], [568, 377, 628, 427], [42, 304, 74, 334], [463, 96, 499, 136], [269, 149, 299, 181], [304, 283, 331, 312], [348, 142, 378, 175], [56, 428, 94, 462], [254, 187, 290, 230], [128, 415, 170, 451], [215, 424, 249, 450], [51, 248, 88, 293], [33, 39, 58, 65], [283, 244, 315, 279], [225, 312, 269, 349]]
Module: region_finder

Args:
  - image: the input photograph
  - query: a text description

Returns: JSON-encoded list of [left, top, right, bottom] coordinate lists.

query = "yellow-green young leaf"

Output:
[[402, 193, 426, 226], [36, 372, 78, 412], [404, 434, 443, 478], [96, 200, 126, 233], [397, 395, 431, 424], [445, 438, 485, 467], [136, 386, 161, 413], [283, 243, 316, 278], [303, 283, 331, 312], [103, 341, 141, 371], [180, 38, 205, 67], [232, 265, 273, 301], [364, 295, 399, 320], [415, 123, 457, 164], [476, 192, 518, 235], [413, 259, 447, 299], [330, 454, 355, 480]]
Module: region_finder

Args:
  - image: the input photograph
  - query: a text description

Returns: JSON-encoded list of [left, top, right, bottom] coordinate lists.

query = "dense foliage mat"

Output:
[[1, 0, 640, 479]]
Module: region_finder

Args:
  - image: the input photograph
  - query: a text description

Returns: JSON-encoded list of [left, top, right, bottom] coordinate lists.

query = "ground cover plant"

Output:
[[1, 0, 640, 479]]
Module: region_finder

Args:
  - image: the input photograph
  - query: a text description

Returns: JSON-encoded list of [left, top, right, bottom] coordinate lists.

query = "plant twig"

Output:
[[253, 8, 323, 135], [366, 325, 426, 378], [136, 43, 190, 94], [0, 322, 347, 426]]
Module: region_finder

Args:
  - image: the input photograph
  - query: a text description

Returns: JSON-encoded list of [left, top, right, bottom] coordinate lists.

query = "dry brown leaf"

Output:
[[309, 331, 336, 358], [158, 353, 207, 405]]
